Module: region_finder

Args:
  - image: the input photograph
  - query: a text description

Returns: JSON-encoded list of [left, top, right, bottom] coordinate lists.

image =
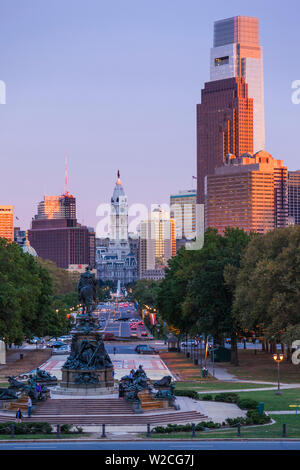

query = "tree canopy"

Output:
[[0, 239, 73, 344]]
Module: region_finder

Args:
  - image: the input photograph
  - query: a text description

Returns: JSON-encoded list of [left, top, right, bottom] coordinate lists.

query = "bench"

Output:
[[289, 405, 300, 414]]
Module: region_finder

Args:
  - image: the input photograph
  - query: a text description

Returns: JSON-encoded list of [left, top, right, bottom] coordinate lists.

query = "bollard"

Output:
[[56, 424, 60, 438], [282, 423, 286, 437], [11, 423, 15, 438], [146, 423, 151, 438], [237, 422, 241, 437], [101, 423, 107, 438], [191, 423, 196, 438]]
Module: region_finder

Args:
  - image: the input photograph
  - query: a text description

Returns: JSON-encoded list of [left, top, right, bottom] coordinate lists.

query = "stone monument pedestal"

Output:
[[60, 367, 114, 390]]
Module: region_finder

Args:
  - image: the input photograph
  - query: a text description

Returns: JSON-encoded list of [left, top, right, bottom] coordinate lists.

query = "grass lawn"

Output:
[[225, 350, 300, 383], [148, 415, 300, 439], [199, 388, 300, 411], [175, 381, 269, 391]]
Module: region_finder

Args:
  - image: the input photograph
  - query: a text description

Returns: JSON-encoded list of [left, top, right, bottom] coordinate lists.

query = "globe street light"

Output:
[[273, 353, 284, 395]]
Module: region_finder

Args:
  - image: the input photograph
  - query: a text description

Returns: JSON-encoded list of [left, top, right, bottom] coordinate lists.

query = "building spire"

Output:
[[117, 170, 121, 185]]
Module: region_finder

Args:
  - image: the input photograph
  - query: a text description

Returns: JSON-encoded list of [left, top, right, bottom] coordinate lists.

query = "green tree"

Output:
[[232, 225, 300, 358]]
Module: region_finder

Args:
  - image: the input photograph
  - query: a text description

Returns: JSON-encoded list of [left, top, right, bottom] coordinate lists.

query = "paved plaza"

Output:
[[40, 353, 175, 381]]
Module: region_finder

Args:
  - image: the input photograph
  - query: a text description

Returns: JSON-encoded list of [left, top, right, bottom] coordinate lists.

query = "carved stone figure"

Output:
[[154, 389, 174, 400], [75, 373, 99, 385], [0, 388, 18, 400], [77, 266, 97, 314], [153, 376, 172, 388], [63, 335, 112, 370]]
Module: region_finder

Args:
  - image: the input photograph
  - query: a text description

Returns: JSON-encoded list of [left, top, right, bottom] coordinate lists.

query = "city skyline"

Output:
[[0, 1, 299, 231]]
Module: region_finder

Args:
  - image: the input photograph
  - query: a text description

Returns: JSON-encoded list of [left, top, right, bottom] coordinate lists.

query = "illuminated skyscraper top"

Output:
[[210, 16, 265, 153]]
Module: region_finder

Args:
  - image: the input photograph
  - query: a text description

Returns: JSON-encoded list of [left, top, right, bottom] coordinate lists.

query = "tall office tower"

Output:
[[211, 16, 265, 154], [28, 192, 94, 269], [109, 170, 130, 260], [205, 150, 288, 234], [197, 77, 253, 203], [139, 207, 176, 279], [288, 171, 300, 225], [170, 190, 196, 241], [0, 205, 14, 241]]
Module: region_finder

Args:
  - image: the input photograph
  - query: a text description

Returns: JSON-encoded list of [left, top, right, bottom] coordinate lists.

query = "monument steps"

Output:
[[0, 410, 208, 425], [33, 398, 133, 416]]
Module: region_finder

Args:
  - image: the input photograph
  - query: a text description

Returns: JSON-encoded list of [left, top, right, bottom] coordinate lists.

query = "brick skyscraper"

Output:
[[28, 192, 95, 269], [196, 76, 253, 203]]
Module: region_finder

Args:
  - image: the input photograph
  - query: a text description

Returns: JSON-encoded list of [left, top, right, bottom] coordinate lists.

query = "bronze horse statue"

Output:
[[77, 266, 97, 314]]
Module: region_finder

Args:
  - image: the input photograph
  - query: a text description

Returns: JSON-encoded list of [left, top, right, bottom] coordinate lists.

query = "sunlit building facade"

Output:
[[28, 192, 95, 269], [205, 151, 288, 234], [0, 205, 14, 242], [197, 15, 266, 205], [197, 77, 253, 204]]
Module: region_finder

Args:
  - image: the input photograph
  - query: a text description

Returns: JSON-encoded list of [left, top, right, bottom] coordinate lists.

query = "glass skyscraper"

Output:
[[210, 16, 265, 154]]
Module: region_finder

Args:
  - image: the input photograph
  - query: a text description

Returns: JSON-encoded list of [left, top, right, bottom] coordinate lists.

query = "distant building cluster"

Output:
[[1, 15, 300, 286]]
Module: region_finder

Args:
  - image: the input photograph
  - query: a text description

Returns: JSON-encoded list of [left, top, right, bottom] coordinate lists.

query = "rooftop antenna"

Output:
[[64, 154, 69, 195]]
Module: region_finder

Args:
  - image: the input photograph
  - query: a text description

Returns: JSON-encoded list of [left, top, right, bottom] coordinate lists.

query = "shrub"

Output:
[[201, 394, 213, 401], [214, 393, 238, 403], [245, 410, 271, 425], [237, 398, 259, 410], [174, 390, 199, 400], [225, 417, 247, 427], [0, 422, 52, 435]]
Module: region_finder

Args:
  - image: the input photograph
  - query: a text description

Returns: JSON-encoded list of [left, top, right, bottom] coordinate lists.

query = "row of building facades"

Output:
[[1, 15, 300, 285]]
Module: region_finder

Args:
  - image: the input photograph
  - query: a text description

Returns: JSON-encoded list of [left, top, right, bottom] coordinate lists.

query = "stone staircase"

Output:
[[33, 398, 133, 416], [0, 397, 209, 426]]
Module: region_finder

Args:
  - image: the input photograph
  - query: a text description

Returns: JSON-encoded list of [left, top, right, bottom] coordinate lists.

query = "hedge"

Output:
[[0, 422, 52, 435], [236, 398, 259, 410], [214, 393, 239, 403], [174, 390, 199, 400], [152, 411, 271, 434]]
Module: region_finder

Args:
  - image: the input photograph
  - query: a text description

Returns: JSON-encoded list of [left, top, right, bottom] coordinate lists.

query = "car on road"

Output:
[[140, 331, 148, 337], [102, 333, 115, 341], [48, 341, 66, 349], [181, 339, 198, 348], [52, 344, 71, 355], [56, 335, 72, 342], [28, 336, 42, 344], [135, 344, 159, 355]]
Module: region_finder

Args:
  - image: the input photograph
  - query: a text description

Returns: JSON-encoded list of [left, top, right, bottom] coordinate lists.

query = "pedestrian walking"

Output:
[[15, 408, 22, 423], [36, 383, 42, 399], [113, 346, 116, 355], [27, 396, 32, 417]]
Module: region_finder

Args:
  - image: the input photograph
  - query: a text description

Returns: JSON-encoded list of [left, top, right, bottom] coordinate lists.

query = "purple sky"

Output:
[[0, 0, 299, 231]]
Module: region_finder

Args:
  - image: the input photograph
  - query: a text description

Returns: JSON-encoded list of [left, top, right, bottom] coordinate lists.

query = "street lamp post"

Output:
[[273, 353, 284, 395]]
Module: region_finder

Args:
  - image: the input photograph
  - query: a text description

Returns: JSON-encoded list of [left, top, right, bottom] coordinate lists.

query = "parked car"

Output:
[[135, 345, 158, 355], [181, 339, 198, 348], [140, 331, 148, 337]]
